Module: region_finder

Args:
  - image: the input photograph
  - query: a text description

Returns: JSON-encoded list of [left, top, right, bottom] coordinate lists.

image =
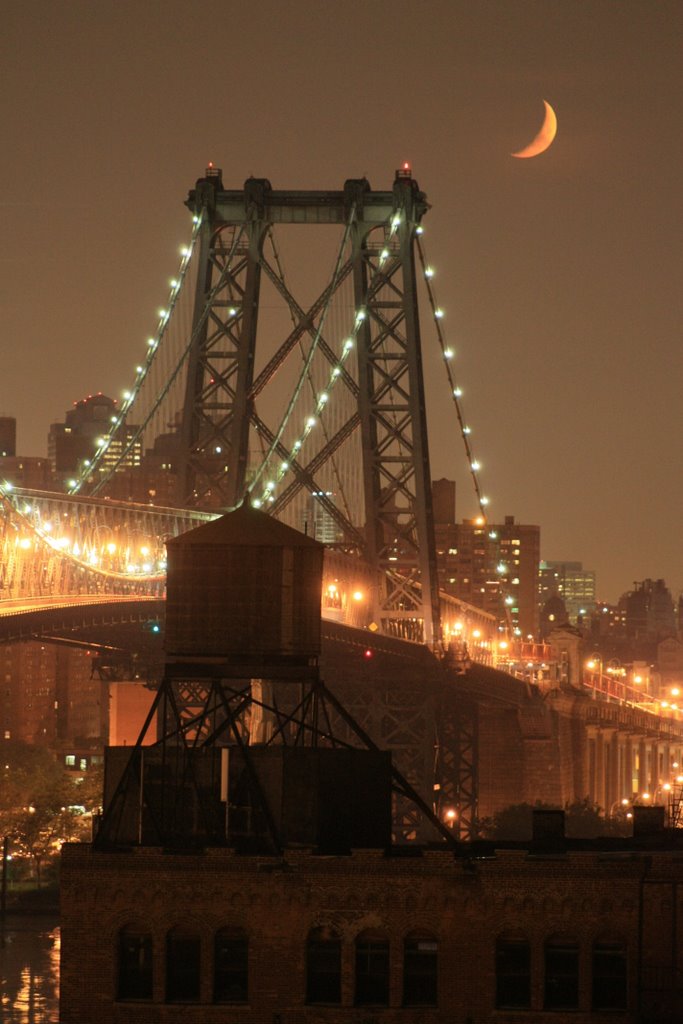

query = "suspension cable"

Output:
[[416, 235, 489, 521], [69, 211, 205, 494], [247, 202, 358, 499]]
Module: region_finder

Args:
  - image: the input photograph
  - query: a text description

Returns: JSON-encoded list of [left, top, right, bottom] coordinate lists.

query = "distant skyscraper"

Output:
[[303, 491, 343, 544], [539, 560, 596, 624], [0, 416, 16, 457], [622, 579, 676, 641], [48, 393, 141, 488]]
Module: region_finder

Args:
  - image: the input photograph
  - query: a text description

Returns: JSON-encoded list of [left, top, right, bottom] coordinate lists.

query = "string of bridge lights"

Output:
[[249, 209, 405, 509], [415, 232, 522, 636], [248, 203, 359, 504], [0, 495, 166, 582], [415, 235, 489, 522], [67, 211, 206, 495]]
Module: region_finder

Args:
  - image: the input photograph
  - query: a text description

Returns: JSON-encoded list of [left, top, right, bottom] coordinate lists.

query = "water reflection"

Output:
[[0, 916, 59, 1023]]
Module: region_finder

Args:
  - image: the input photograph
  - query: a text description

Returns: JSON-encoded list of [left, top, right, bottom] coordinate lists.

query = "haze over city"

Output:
[[2, 0, 681, 602]]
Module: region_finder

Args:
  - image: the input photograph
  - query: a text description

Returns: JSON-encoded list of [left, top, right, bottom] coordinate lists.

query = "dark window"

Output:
[[117, 928, 153, 1000], [403, 933, 438, 1006], [592, 941, 627, 1011], [496, 935, 531, 1009], [166, 928, 200, 1002], [213, 928, 248, 1003], [545, 937, 579, 1010], [306, 927, 341, 1004], [355, 931, 389, 1006]]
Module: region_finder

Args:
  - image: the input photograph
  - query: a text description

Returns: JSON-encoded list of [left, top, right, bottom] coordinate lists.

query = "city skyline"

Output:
[[2, 1, 680, 602]]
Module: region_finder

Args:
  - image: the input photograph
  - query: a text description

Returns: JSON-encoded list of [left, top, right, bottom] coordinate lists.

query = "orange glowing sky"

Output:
[[1, 0, 681, 602]]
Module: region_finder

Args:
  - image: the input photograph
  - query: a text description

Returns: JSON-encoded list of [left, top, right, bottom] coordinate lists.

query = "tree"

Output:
[[482, 797, 624, 841], [0, 741, 93, 884], [483, 801, 555, 840]]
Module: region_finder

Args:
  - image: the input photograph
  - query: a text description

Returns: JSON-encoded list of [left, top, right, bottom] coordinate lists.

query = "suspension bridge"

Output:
[[0, 165, 495, 655], [2, 165, 682, 837]]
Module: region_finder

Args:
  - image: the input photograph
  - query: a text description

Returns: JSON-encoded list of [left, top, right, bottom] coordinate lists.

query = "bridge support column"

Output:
[[593, 733, 606, 811], [622, 734, 636, 801], [661, 742, 671, 789], [585, 726, 598, 804], [638, 737, 661, 797], [604, 729, 619, 812]]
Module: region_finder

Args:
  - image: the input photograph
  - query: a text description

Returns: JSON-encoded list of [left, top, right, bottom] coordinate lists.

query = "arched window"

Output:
[[355, 930, 390, 1006], [213, 927, 248, 1003], [544, 935, 579, 1010], [306, 926, 341, 1004], [403, 932, 438, 1006], [117, 926, 153, 1000], [495, 933, 531, 1009], [166, 926, 201, 1002], [592, 939, 627, 1011]]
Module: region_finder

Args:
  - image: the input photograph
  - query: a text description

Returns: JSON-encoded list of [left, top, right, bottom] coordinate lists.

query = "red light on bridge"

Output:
[[364, 648, 373, 659]]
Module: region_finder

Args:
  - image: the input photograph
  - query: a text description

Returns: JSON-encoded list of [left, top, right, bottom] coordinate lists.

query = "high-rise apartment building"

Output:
[[430, 483, 541, 637], [539, 560, 596, 624], [0, 642, 107, 761], [303, 491, 343, 544], [492, 516, 541, 637], [432, 479, 459, 596]]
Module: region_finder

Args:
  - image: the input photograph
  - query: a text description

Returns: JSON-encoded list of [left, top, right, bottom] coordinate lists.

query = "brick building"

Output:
[[430, 492, 540, 638], [61, 825, 683, 1023], [0, 641, 107, 761]]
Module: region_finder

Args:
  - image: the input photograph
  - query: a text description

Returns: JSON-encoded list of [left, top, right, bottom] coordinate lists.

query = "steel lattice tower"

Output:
[[180, 167, 441, 648]]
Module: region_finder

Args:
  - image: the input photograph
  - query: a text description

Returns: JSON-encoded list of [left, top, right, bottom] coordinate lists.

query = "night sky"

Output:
[[2, 1, 681, 602]]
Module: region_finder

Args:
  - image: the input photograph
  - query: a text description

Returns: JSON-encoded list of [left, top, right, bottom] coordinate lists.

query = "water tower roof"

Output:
[[167, 502, 323, 549]]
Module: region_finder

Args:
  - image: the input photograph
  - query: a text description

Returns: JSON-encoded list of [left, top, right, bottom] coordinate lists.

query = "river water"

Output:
[[0, 917, 60, 1023]]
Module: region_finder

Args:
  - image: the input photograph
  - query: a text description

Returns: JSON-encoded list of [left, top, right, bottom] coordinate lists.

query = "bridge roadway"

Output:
[[1, 597, 682, 832], [0, 594, 165, 644]]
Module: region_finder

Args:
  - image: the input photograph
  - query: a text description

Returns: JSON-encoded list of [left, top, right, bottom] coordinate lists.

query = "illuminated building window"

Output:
[[496, 933, 531, 1009], [544, 936, 579, 1010], [592, 940, 627, 1010], [306, 926, 341, 1004], [355, 931, 389, 1006], [403, 932, 438, 1006], [213, 928, 248, 1003], [166, 927, 200, 1002], [117, 927, 153, 1000]]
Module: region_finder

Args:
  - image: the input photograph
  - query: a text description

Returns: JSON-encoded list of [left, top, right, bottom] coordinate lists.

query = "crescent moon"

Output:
[[511, 100, 558, 159]]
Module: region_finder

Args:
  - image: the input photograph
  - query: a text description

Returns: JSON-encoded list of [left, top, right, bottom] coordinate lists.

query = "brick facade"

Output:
[[60, 840, 679, 1024]]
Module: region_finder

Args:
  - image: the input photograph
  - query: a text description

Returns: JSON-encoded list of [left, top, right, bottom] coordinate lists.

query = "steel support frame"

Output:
[[95, 668, 459, 852], [180, 171, 441, 643], [434, 692, 479, 841], [352, 176, 441, 648], [179, 199, 266, 508]]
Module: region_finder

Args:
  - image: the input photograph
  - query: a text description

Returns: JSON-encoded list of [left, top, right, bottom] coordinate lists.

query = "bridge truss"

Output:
[[69, 167, 446, 647]]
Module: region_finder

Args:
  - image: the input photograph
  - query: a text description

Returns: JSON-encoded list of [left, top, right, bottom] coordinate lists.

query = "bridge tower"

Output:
[[180, 167, 441, 647]]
